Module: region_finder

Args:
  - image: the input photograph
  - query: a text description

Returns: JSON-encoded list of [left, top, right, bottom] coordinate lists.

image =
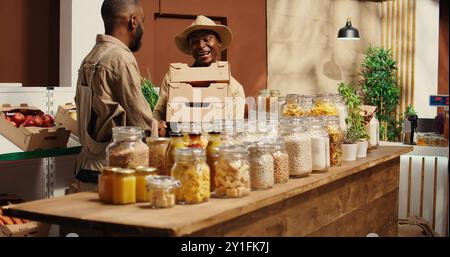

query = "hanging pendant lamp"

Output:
[[337, 18, 360, 40]]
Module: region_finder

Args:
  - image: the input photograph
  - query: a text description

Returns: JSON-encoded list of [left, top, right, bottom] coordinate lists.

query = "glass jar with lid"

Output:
[[311, 94, 338, 116], [282, 94, 304, 117], [214, 144, 251, 198], [188, 132, 204, 148], [333, 94, 348, 130], [248, 142, 275, 190], [98, 166, 119, 203], [146, 137, 170, 175], [325, 116, 343, 166], [278, 96, 287, 117], [301, 95, 314, 117], [308, 117, 331, 172], [272, 139, 289, 184], [368, 115, 380, 149], [112, 168, 136, 205], [106, 127, 149, 169], [146, 176, 180, 208], [206, 131, 222, 191], [165, 132, 186, 176], [280, 118, 312, 178], [171, 148, 211, 204], [135, 167, 158, 203]]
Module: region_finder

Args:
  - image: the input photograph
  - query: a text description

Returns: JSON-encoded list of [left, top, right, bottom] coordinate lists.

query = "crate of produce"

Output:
[[0, 194, 50, 237], [55, 103, 78, 137], [0, 104, 71, 151]]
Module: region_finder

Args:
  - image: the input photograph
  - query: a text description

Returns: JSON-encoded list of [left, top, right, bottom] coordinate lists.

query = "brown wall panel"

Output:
[[135, 0, 267, 98], [0, 0, 59, 87], [438, 0, 449, 113]]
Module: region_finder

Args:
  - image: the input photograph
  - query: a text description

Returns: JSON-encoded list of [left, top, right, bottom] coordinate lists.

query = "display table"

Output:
[[3, 146, 412, 237]]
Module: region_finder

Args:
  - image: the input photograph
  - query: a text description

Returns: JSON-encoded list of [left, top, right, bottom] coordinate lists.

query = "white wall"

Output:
[[414, 0, 440, 119], [60, 0, 104, 88], [267, 0, 381, 95]]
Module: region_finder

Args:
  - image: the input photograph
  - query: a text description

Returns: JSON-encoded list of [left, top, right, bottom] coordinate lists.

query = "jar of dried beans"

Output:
[[248, 142, 274, 190], [280, 119, 312, 178]]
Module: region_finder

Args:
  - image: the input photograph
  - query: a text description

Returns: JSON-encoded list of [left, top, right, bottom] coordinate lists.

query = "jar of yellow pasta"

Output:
[[171, 148, 211, 204], [282, 94, 304, 117], [311, 94, 338, 116], [135, 167, 158, 203]]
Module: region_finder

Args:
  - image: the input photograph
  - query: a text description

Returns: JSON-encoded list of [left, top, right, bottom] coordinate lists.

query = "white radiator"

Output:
[[398, 146, 449, 236]]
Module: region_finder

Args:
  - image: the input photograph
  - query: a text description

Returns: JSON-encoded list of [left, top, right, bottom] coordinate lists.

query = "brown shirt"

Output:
[[153, 70, 246, 122], [75, 35, 157, 172]]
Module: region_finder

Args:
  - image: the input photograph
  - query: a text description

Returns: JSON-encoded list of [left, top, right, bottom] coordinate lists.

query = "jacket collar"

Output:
[[96, 34, 132, 53]]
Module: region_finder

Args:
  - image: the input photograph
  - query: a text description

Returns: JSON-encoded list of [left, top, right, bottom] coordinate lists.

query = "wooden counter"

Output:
[[3, 146, 413, 237]]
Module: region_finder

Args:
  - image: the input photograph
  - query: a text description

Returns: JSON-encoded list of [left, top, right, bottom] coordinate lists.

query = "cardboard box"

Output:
[[55, 103, 78, 137], [0, 221, 50, 237], [0, 104, 71, 151], [0, 195, 50, 237], [166, 62, 233, 123]]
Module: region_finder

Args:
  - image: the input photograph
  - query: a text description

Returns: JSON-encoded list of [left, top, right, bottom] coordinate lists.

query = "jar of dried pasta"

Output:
[[171, 148, 210, 204], [311, 94, 338, 116], [106, 127, 149, 169], [325, 116, 343, 166], [282, 94, 304, 117], [214, 144, 250, 198], [146, 176, 180, 208]]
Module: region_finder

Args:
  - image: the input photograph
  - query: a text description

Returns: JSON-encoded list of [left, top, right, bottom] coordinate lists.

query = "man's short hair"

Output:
[[101, 0, 139, 33]]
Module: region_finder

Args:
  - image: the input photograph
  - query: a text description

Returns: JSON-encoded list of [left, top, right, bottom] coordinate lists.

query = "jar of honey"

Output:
[[98, 167, 120, 203], [112, 168, 136, 205], [135, 167, 158, 203]]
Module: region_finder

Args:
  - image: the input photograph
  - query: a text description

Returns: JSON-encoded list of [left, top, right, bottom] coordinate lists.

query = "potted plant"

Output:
[[360, 46, 402, 142], [339, 82, 370, 160], [404, 105, 418, 145]]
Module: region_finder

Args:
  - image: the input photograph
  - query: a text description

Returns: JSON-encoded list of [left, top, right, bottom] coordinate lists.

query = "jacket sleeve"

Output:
[[112, 62, 158, 137], [153, 73, 170, 122]]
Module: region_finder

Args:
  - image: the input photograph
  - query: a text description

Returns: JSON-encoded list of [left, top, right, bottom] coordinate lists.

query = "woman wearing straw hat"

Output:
[[153, 15, 246, 137]]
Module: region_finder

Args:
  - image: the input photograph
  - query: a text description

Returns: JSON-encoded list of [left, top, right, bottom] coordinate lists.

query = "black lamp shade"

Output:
[[338, 18, 360, 40]]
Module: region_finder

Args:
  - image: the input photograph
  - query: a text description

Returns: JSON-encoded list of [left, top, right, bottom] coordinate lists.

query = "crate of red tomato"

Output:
[[0, 104, 71, 151]]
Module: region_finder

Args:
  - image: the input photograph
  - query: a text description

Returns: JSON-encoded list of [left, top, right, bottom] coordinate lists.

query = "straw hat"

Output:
[[175, 15, 233, 55]]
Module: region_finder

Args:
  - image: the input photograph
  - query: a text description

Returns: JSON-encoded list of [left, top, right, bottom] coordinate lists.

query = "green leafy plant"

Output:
[[404, 105, 417, 118], [338, 82, 370, 144], [360, 46, 402, 142], [141, 70, 159, 112]]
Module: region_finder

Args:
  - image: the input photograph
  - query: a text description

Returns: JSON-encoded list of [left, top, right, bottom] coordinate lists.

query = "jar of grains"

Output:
[[326, 116, 344, 167], [106, 127, 149, 169], [146, 137, 170, 175], [214, 144, 251, 198], [248, 142, 274, 190], [280, 119, 312, 178], [272, 139, 290, 184], [308, 117, 331, 172], [171, 148, 210, 204]]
